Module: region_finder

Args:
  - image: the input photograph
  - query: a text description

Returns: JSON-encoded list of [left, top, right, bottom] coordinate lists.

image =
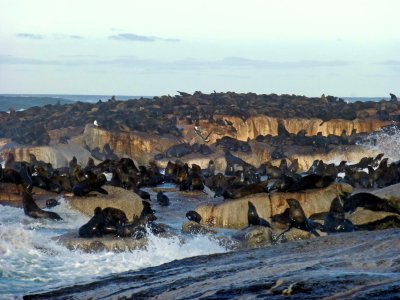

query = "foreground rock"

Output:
[[66, 185, 143, 219], [25, 228, 400, 299], [196, 183, 352, 229]]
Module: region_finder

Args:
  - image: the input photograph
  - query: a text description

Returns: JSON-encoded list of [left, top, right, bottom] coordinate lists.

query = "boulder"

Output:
[[66, 185, 143, 219], [55, 232, 147, 252], [196, 183, 352, 229], [232, 225, 273, 248], [196, 193, 271, 229], [181, 221, 217, 235], [371, 183, 400, 211], [347, 207, 399, 226]]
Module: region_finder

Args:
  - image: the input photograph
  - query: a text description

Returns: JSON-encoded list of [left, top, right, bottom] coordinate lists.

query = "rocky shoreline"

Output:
[[1, 92, 400, 298]]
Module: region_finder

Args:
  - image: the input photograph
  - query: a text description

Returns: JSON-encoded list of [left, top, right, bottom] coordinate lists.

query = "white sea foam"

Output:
[[359, 124, 400, 162], [0, 199, 227, 297]]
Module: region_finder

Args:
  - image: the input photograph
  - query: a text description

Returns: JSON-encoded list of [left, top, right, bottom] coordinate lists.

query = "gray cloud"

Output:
[[377, 60, 400, 65], [109, 33, 180, 42], [16, 33, 44, 39], [0, 54, 352, 71]]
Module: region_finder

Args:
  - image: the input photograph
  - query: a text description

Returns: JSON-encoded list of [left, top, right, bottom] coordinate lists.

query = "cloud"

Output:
[[109, 33, 180, 42], [16, 33, 44, 39], [377, 60, 400, 66], [0, 54, 352, 71], [16, 33, 84, 40]]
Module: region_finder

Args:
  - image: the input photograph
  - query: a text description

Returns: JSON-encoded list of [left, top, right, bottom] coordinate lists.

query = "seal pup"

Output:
[[324, 197, 354, 233], [22, 191, 62, 221], [157, 191, 170, 206], [247, 201, 271, 227]]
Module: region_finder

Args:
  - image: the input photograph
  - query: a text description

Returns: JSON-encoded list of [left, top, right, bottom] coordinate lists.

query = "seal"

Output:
[[276, 199, 321, 238], [247, 201, 271, 227], [72, 173, 108, 197], [157, 191, 170, 206], [186, 210, 202, 223], [324, 197, 354, 233], [343, 192, 399, 214], [22, 191, 62, 221]]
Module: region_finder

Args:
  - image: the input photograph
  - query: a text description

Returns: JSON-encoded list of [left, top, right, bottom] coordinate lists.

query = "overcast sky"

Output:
[[0, 0, 399, 97]]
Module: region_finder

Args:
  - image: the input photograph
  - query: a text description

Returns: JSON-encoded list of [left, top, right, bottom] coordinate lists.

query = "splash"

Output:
[[359, 124, 400, 162], [0, 200, 227, 298]]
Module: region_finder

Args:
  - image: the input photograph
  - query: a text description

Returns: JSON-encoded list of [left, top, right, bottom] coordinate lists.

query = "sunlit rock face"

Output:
[[196, 183, 352, 229], [82, 124, 178, 165]]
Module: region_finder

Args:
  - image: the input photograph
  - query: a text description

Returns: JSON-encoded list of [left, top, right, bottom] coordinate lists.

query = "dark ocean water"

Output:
[[0, 94, 147, 112], [0, 94, 389, 112]]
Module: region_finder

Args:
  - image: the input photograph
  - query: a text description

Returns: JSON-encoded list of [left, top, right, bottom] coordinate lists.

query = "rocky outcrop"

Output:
[[0, 142, 95, 169], [55, 232, 148, 252], [196, 183, 352, 229], [82, 124, 178, 165], [281, 118, 391, 137], [66, 185, 143, 219]]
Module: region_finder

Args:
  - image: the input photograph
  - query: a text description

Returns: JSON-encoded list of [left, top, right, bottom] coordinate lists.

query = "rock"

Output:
[[278, 227, 312, 241], [269, 183, 353, 216], [181, 221, 217, 235], [83, 124, 177, 165], [196, 183, 352, 229], [66, 185, 143, 219], [55, 232, 147, 252], [347, 207, 399, 226], [196, 193, 272, 229], [371, 183, 400, 211], [0, 142, 97, 169], [232, 225, 273, 248]]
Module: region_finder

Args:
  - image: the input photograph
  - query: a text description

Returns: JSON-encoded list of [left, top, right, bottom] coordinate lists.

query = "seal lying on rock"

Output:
[[22, 191, 62, 221], [79, 207, 128, 238], [343, 193, 400, 214], [72, 173, 108, 196]]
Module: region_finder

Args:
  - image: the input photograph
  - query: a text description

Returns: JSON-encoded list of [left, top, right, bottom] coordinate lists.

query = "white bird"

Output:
[[94, 120, 99, 127]]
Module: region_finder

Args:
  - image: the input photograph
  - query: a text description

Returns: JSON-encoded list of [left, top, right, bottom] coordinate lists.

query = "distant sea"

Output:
[[0, 94, 148, 112], [0, 94, 390, 112]]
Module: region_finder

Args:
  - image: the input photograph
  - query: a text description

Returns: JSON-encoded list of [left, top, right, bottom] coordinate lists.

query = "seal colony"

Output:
[[0, 93, 400, 240]]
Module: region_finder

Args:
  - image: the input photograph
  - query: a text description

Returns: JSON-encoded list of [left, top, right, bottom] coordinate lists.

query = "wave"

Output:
[[0, 199, 227, 298]]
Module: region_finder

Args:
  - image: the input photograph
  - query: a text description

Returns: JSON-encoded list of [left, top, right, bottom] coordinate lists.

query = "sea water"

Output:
[[0, 198, 227, 299]]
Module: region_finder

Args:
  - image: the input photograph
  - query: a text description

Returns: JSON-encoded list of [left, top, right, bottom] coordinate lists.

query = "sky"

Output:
[[0, 0, 399, 97]]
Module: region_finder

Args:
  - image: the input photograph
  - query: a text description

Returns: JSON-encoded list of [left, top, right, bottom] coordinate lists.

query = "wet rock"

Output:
[[232, 225, 273, 248], [55, 232, 148, 252], [181, 221, 217, 235], [66, 185, 143, 218]]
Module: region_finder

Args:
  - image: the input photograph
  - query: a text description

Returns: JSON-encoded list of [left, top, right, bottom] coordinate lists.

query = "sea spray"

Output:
[[359, 124, 400, 162], [0, 200, 228, 298]]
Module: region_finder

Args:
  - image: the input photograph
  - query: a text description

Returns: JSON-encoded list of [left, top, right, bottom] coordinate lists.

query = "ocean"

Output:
[[0, 94, 147, 112]]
